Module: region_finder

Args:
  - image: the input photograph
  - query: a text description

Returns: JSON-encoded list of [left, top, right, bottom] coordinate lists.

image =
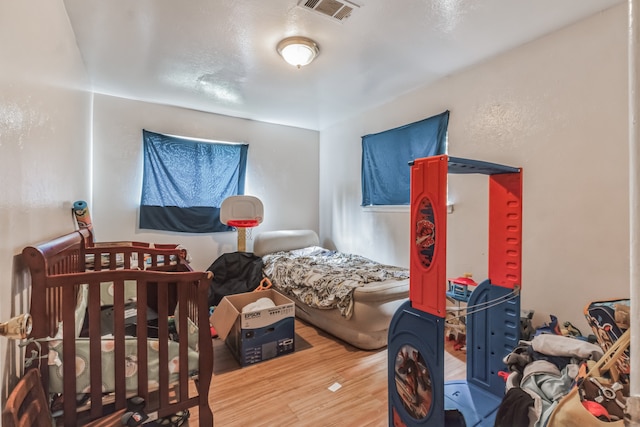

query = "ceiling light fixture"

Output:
[[276, 36, 319, 69]]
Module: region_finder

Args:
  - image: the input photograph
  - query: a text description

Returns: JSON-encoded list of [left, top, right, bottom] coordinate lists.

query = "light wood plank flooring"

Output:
[[187, 318, 466, 426]]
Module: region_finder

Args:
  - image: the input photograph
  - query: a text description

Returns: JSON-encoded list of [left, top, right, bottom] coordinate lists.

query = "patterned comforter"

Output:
[[262, 247, 409, 319]]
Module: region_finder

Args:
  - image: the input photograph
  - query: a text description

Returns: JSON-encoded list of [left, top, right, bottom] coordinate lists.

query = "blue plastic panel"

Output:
[[466, 280, 520, 396], [444, 381, 501, 427], [448, 157, 520, 175], [388, 301, 445, 426]]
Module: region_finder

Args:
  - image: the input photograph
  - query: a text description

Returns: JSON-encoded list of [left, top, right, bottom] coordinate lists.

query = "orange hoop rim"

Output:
[[227, 219, 260, 228]]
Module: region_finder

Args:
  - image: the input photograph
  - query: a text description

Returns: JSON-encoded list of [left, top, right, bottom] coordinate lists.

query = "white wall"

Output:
[[320, 4, 628, 333], [91, 94, 319, 271], [0, 0, 92, 413], [0, 1, 629, 414]]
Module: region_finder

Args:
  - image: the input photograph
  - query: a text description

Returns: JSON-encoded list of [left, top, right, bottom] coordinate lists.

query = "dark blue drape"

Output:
[[140, 129, 248, 233], [361, 110, 449, 206]]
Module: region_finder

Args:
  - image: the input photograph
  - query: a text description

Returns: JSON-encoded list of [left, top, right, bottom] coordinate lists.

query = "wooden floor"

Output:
[[187, 318, 467, 426]]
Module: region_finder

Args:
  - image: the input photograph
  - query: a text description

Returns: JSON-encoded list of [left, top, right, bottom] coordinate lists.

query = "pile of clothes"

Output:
[[495, 307, 631, 427], [495, 332, 604, 426]]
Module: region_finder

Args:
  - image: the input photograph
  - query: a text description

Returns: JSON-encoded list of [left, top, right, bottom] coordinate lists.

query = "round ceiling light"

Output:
[[276, 36, 320, 68]]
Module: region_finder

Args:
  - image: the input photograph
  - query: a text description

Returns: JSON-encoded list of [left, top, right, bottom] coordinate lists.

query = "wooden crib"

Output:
[[21, 229, 213, 426]]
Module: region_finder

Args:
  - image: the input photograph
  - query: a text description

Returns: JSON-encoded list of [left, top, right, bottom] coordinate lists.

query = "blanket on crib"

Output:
[[262, 247, 409, 318]]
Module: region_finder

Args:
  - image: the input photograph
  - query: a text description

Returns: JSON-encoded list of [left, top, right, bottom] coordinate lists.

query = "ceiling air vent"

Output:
[[298, 0, 360, 22]]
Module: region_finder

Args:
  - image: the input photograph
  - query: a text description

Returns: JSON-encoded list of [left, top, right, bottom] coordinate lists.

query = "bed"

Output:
[[253, 229, 410, 350], [21, 228, 213, 426]]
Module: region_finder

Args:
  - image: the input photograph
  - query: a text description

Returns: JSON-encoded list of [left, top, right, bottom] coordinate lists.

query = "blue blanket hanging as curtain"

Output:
[[361, 110, 449, 206], [140, 130, 248, 233]]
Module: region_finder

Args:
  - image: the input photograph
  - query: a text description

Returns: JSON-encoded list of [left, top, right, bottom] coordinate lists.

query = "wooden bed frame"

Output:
[[21, 228, 214, 426]]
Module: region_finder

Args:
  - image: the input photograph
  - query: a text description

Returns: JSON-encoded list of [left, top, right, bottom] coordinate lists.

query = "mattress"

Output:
[[254, 230, 409, 350]]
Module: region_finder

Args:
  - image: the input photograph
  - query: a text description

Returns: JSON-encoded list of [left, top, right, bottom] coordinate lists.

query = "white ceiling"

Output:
[[63, 0, 624, 131]]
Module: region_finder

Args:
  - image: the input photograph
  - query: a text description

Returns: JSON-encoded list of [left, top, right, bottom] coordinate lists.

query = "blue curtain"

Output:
[[361, 110, 449, 206], [140, 130, 248, 233]]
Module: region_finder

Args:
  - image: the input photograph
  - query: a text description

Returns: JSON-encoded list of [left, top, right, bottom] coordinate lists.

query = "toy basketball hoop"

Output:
[[221, 195, 264, 252]]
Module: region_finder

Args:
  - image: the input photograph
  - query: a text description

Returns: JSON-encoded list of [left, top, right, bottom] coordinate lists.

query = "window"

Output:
[[140, 129, 248, 233], [361, 110, 449, 206]]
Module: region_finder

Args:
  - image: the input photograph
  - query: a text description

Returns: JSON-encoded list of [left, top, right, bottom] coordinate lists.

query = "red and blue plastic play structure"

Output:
[[388, 155, 523, 427]]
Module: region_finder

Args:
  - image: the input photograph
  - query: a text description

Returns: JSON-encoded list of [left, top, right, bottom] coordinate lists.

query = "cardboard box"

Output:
[[210, 289, 295, 366]]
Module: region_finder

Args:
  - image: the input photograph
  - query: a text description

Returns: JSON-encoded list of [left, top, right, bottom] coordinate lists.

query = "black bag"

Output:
[[207, 252, 264, 307]]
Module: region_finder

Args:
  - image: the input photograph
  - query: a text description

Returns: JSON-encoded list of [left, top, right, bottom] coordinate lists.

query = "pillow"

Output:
[[100, 280, 138, 306], [52, 283, 89, 339], [288, 246, 330, 257], [253, 229, 320, 257], [73, 284, 89, 338], [173, 303, 200, 352]]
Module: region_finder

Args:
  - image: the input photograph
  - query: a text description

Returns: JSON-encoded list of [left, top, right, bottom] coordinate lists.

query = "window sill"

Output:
[[362, 205, 410, 213], [362, 204, 454, 214]]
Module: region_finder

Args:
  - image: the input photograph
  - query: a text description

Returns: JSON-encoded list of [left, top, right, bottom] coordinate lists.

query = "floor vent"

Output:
[[299, 0, 360, 22]]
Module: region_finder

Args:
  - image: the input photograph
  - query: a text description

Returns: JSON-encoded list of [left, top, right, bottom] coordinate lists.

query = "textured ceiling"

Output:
[[63, 0, 624, 131]]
